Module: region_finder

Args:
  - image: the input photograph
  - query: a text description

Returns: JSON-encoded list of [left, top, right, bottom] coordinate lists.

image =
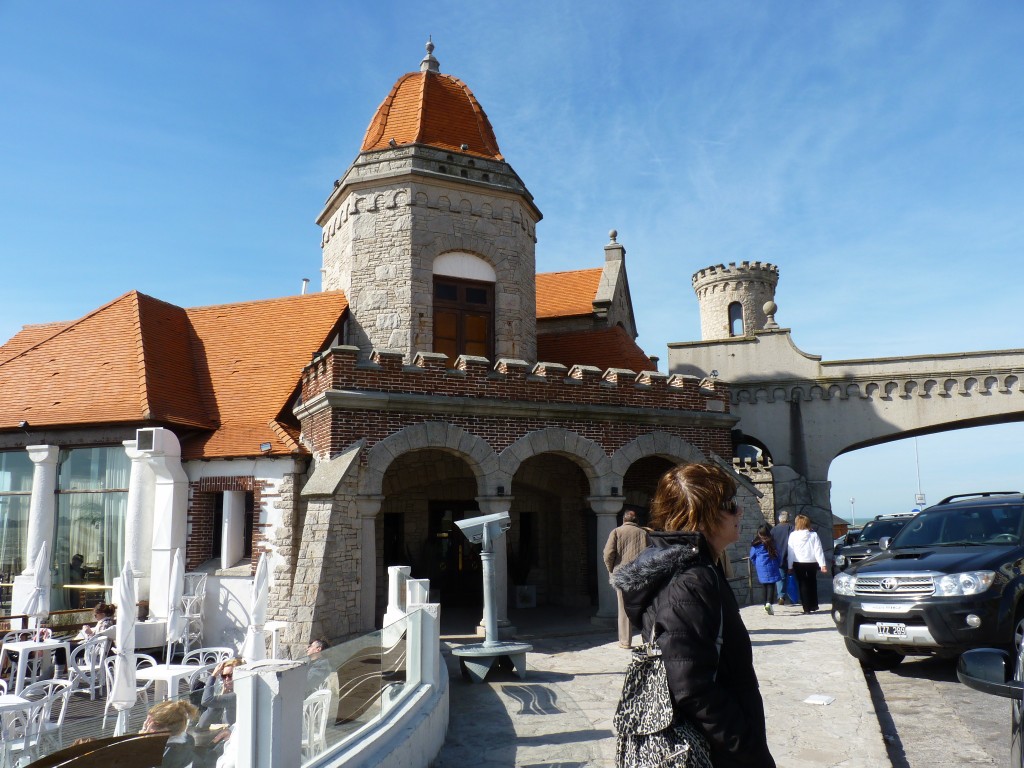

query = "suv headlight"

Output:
[[935, 571, 996, 596], [834, 572, 856, 596], [835, 554, 847, 567]]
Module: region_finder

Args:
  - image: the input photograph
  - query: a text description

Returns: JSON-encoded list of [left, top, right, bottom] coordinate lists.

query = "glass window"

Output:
[[0, 451, 33, 611], [432, 277, 494, 364], [53, 447, 129, 609]]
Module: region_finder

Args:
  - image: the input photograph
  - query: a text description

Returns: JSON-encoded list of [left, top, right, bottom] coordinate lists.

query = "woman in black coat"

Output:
[[614, 463, 775, 768]]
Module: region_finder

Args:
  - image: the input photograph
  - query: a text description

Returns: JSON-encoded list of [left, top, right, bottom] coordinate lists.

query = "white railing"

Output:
[[231, 569, 447, 768]]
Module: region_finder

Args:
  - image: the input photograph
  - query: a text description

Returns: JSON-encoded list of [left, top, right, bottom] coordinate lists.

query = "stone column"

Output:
[[23, 445, 59, 575], [122, 440, 155, 599], [355, 496, 383, 633], [476, 496, 514, 638], [589, 495, 624, 621]]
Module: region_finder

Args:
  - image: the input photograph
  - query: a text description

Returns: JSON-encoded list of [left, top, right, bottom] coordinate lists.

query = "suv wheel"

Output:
[[1013, 608, 1024, 652], [844, 638, 905, 670]]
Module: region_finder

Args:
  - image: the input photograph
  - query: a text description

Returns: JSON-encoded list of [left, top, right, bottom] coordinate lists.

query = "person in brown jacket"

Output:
[[603, 508, 649, 648]]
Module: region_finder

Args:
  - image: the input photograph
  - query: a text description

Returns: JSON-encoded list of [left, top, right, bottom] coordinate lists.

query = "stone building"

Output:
[[0, 43, 756, 650]]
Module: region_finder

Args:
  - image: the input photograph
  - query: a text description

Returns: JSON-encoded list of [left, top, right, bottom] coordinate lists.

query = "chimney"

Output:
[[301, 278, 310, 295]]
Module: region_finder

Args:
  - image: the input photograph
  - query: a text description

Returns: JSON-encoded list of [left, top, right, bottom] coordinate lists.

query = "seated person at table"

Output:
[[142, 699, 200, 768], [79, 602, 116, 640], [305, 638, 332, 693], [68, 553, 86, 609], [193, 658, 243, 766]]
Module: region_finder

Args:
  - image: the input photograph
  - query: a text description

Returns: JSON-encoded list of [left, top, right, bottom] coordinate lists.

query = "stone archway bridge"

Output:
[[670, 330, 1024, 533]]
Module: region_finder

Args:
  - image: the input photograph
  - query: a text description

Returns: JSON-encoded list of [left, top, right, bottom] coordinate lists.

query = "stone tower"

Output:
[[317, 41, 543, 362], [691, 262, 779, 340]]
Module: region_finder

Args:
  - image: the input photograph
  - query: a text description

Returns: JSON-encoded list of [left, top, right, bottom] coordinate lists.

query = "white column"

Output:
[[145, 430, 188, 621], [234, 661, 305, 768], [383, 565, 411, 624], [476, 497, 513, 637], [22, 445, 59, 575], [590, 496, 624, 620], [355, 496, 383, 633], [122, 440, 155, 599]]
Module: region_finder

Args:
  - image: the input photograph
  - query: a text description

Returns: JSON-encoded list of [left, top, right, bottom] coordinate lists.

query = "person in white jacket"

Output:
[[786, 515, 828, 613]]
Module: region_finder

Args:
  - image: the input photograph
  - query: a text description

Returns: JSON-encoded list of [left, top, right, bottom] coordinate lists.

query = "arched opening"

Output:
[[829, 423, 1024, 536], [510, 454, 592, 607], [621, 456, 676, 526], [378, 449, 482, 614], [728, 301, 744, 337]]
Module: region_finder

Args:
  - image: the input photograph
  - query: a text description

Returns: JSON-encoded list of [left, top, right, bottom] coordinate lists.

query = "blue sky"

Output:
[[1, 2, 1021, 519]]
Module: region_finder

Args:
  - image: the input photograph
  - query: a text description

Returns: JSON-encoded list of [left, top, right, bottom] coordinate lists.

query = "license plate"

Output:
[[876, 622, 907, 638]]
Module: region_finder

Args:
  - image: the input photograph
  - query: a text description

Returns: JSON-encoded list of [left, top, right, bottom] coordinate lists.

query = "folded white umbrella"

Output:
[[23, 541, 50, 635], [110, 559, 137, 735], [165, 548, 186, 661], [240, 553, 270, 661]]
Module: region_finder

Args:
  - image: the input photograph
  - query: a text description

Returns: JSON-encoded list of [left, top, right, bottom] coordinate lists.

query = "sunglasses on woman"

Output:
[[722, 500, 742, 515]]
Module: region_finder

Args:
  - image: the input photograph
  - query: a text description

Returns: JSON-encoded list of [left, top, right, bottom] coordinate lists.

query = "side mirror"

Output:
[[878, 536, 891, 551], [957, 648, 1023, 699]]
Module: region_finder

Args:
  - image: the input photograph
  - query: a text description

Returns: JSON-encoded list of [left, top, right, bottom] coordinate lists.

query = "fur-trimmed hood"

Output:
[[612, 530, 715, 612]]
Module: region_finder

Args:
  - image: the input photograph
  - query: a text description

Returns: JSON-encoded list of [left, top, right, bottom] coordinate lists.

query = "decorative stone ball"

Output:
[[609, 229, 618, 243], [763, 300, 777, 315]]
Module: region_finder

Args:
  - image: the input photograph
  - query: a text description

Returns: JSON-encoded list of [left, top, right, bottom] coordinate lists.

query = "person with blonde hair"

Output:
[[786, 514, 828, 614], [141, 699, 199, 768], [614, 462, 775, 768]]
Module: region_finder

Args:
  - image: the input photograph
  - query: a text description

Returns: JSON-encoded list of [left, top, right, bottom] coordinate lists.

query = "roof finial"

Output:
[[420, 37, 439, 73], [609, 229, 618, 243]]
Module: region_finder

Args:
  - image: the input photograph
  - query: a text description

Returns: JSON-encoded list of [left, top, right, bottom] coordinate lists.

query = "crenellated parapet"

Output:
[[691, 261, 780, 290], [301, 345, 728, 413], [296, 345, 737, 463]]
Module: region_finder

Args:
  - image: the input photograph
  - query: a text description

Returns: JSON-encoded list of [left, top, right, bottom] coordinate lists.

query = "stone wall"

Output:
[[319, 156, 540, 363]]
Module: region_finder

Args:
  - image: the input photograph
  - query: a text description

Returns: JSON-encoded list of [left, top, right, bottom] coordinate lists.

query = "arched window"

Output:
[[728, 302, 744, 337], [433, 252, 495, 363]]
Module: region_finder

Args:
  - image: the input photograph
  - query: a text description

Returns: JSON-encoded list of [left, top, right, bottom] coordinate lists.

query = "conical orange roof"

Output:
[[361, 41, 503, 160]]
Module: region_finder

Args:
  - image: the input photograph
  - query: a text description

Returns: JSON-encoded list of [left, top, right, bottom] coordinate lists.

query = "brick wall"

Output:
[[186, 475, 269, 572], [300, 347, 733, 462]]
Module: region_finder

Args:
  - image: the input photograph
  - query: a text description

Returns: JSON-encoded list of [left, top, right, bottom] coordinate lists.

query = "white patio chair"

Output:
[[14, 679, 72, 759], [0, 678, 6, 695], [67, 635, 111, 700], [183, 572, 208, 599], [301, 688, 332, 761], [101, 653, 157, 728], [182, 647, 235, 666]]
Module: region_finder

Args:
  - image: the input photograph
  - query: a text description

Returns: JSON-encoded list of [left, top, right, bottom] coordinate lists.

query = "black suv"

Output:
[[833, 513, 916, 572], [832, 492, 1024, 669]]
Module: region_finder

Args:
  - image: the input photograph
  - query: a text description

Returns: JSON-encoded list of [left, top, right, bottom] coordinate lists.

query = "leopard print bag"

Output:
[[613, 638, 713, 768]]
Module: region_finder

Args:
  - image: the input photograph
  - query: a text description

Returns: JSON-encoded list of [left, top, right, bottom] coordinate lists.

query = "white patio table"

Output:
[[135, 661, 215, 701], [0, 638, 72, 694]]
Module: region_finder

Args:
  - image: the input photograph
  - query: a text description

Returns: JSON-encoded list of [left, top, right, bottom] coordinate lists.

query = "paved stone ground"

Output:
[[438, 602, 889, 767]]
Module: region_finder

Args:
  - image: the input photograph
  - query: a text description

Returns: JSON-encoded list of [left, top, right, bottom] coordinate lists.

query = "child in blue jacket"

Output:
[[750, 524, 783, 614]]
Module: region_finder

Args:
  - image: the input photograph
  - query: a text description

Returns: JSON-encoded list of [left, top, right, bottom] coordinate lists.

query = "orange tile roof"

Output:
[[0, 321, 70, 365], [535, 269, 602, 319], [537, 325, 654, 374], [0, 291, 348, 460], [181, 292, 347, 459], [362, 71, 503, 160]]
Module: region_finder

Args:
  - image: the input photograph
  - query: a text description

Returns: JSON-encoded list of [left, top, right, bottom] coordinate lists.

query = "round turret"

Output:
[[691, 262, 779, 340]]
